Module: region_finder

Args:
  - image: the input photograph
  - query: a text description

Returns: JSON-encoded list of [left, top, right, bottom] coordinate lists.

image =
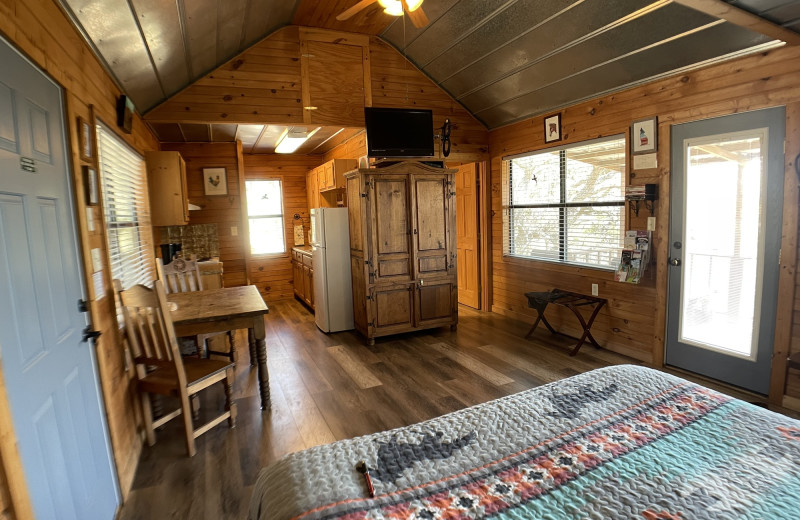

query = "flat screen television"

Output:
[[364, 107, 434, 158]]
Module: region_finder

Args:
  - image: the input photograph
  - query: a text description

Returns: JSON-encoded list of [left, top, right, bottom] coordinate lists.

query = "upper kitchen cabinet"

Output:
[[300, 28, 372, 127], [146, 151, 189, 226]]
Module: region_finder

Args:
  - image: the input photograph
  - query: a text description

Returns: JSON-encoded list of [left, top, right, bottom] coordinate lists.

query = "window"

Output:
[[97, 123, 155, 291], [246, 180, 285, 254], [502, 135, 626, 269]]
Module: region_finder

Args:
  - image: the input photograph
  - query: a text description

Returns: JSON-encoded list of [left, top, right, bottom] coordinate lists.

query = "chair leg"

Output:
[[179, 391, 197, 457], [140, 391, 156, 446], [228, 331, 236, 363], [224, 367, 237, 428]]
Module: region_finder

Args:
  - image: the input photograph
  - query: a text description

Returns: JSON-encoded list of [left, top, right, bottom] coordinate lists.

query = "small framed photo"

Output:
[[544, 113, 562, 143], [631, 117, 658, 155], [203, 167, 228, 196], [78, 116, 93, 162], [83, 165, 98, 206]]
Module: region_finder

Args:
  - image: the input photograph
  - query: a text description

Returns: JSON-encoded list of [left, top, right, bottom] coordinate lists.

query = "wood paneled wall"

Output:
[[323, 130, 367, 162], [489, 45, 800, 404], [160, 143, 248, 287], [145, 26, 488, 164], [243, 154, 323, 301], [159, 144, 323, 303], [0, 0, 161, 516]]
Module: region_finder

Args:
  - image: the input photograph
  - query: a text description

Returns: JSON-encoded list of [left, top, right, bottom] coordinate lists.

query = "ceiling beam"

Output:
[[672, 0, 800, 45]]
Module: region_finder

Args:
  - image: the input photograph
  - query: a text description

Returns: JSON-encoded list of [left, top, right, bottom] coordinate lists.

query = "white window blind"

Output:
[[97, 123, 155, 290], [502, 135, 626, 269]]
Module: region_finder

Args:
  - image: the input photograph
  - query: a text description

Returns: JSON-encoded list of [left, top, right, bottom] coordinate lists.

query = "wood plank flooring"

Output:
[[117, 298, 793, 520]]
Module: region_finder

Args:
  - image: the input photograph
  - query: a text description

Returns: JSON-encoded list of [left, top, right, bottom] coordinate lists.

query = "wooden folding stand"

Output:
[[524, 289, 607, 356]]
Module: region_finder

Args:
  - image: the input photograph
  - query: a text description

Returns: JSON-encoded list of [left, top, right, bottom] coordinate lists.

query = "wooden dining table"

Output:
[[168, 285, 271, 409]]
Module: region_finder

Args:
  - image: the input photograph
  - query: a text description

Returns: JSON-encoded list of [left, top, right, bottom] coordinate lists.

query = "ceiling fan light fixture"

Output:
[[379, 0, 404, 16]]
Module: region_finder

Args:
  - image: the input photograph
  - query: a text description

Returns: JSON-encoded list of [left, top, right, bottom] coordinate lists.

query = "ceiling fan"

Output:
[[337, 0, 430, 28]]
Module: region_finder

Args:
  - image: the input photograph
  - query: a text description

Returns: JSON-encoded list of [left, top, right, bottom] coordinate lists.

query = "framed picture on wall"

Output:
[[631, 117, 658, 155], [83, 165, 98, 206], [78, 116, 93, 162], [203, 167, 228, 196], [544, 113, 562, 143]]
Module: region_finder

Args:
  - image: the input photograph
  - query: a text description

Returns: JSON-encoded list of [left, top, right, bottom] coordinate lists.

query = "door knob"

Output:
[[418, 279, 424, 287], [669, 258, 681, 266]]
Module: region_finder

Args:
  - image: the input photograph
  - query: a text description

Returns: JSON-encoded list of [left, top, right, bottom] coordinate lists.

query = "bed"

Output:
[[248, 365, 800, 519]]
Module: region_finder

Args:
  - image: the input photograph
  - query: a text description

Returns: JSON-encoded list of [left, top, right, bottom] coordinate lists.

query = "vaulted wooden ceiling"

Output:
[[56, 0, 800, 142]]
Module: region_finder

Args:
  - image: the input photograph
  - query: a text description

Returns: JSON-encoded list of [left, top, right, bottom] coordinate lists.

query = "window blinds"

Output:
[[502, 136, 626, 269], [97, 123, 155, 290]]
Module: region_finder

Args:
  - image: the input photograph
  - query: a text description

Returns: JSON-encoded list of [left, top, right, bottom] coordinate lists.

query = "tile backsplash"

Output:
[[160, 224, 219, 260]]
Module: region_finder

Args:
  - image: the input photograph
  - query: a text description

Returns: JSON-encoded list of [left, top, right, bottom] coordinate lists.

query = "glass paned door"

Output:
[[680, 133, 765, 359], [666, 107, 785, 394]]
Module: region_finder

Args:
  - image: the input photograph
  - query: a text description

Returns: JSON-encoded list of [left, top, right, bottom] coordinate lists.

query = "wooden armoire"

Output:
[[345, 161, 458, 344]]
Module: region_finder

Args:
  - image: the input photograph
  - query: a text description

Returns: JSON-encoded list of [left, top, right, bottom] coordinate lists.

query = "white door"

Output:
[[666, 108, 785, 394], [0, 37, 119, 518]]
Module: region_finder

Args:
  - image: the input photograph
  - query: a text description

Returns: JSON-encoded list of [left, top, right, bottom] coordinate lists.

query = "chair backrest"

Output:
[[156, 257, 203, 294], [116, 279, 186, 383], [197, 260, 224, 291]]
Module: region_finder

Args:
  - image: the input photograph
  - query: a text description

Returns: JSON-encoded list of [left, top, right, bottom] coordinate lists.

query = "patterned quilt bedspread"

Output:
[[248, 365, 800, 519]]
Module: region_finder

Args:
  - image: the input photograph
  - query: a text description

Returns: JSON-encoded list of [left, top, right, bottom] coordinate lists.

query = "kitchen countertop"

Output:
[[292, 245, 312, 255]]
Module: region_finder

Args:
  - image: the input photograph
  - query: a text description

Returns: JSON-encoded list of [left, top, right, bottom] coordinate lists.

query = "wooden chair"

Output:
[[156, 257, 236, 362], [116, 279, 236, 457]]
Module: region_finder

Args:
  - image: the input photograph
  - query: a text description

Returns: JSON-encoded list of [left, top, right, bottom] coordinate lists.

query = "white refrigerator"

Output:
[[311, 207, 354, 332]]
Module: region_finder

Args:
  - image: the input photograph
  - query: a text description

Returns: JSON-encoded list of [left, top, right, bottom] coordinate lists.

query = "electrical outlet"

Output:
[[591, 284, 599, 296], [647, 217, 656, 231], [231, 226, 238, 236]]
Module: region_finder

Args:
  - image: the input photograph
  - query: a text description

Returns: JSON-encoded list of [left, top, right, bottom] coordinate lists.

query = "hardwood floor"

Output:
[[116, 298, 789, 519]]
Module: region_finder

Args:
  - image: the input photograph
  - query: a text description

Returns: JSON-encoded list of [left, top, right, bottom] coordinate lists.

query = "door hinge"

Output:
[[78, 299, 89, 312], [82, 326, 101, 343], [367, 321, 374, 327]]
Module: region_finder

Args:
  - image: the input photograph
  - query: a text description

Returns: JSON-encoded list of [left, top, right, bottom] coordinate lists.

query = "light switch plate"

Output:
[[647, 217, 656, 231], [591, 284, 599, 296], [231, 226, 238, 236]]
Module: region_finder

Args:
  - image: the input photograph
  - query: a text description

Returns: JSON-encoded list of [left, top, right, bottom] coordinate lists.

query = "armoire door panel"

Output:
[[378, 258, 410, 277], [418, 256, 447, 274], [412, 175, 451, 279], [346, 175, 364, 253], [416, 281, 455, 325], [414, 177, 447, 252], [374, 285, 414, 330], [371, 176, 412, 282], [374, 177, 410, 255]]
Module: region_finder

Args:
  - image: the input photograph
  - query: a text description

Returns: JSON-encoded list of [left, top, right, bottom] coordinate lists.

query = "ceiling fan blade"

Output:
[[406, 5, 429, 28], [337, 0, 378, 21]]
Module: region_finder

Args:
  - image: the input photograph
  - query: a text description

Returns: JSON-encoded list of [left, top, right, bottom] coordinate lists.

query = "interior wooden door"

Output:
[[370, 175, 413, 283], [455, 163, 480, 309], [410, 174, 452, 280]]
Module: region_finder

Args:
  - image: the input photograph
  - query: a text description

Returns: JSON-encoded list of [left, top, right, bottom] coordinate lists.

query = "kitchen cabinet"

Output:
[[306, 158, 357, 212], [292, 247, 314, 309], [146, 151, 189, 226], [345, 161, 458, 344]]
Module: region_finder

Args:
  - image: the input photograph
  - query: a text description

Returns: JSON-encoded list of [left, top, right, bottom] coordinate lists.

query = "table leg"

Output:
[[567, 301, 605, 356], [525, 303, 557, 338], [252, 317, 270, 410], [248, 328, 257, 367]]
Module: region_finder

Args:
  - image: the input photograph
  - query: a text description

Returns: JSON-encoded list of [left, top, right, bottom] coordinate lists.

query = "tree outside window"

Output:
[[503, 136, 626, 269]]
